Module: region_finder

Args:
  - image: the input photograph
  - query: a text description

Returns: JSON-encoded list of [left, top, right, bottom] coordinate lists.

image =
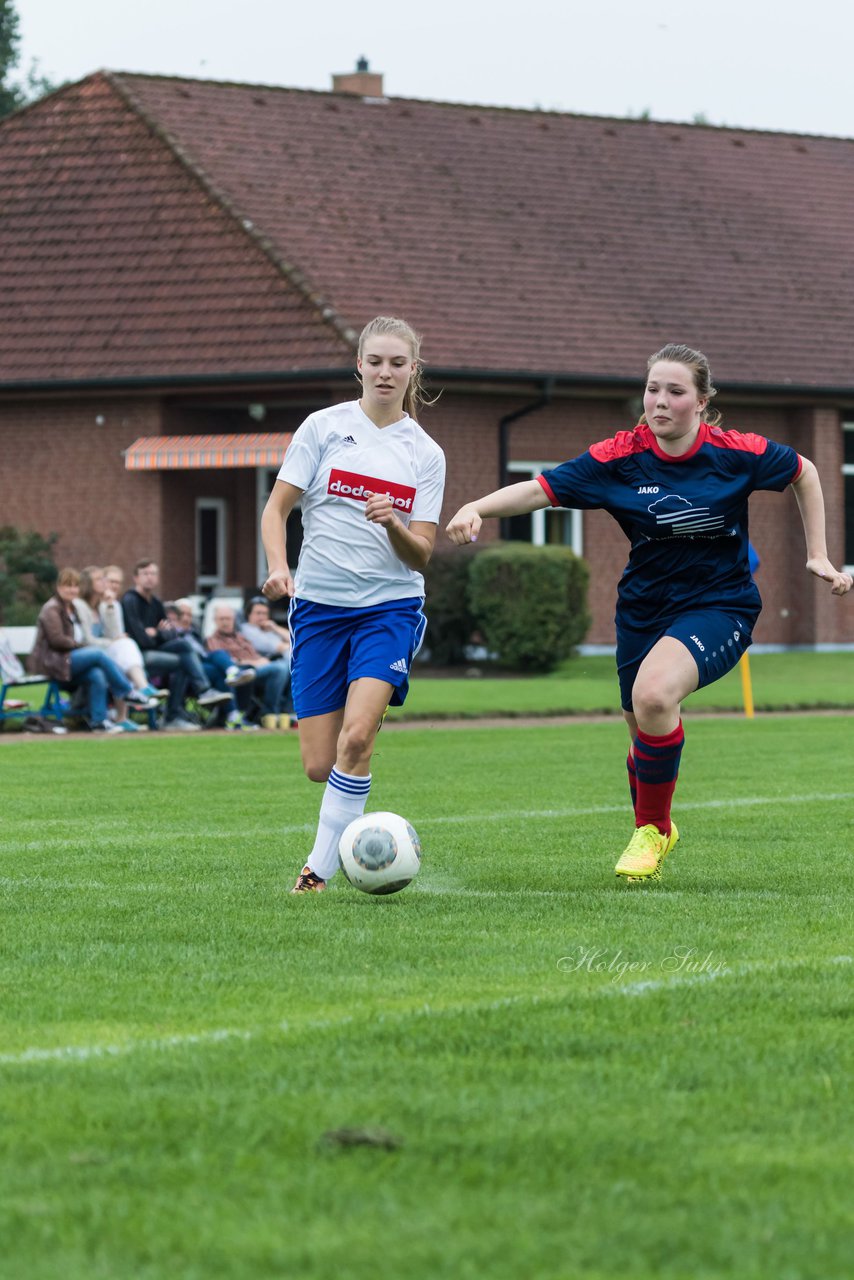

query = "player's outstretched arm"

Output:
[[791, 459, 853, 596], [446, 480, 549, 546]]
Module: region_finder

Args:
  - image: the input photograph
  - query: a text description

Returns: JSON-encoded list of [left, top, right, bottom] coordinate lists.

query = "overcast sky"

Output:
[[14, 0, 854, 139]]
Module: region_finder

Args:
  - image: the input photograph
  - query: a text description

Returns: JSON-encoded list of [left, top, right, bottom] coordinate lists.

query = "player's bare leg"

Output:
[[617, 638, 698, 883], [291, 678, 393, 893], [335, 677, 394, 775], [629, 636, 698, 736], [297, 709, 345, 783]]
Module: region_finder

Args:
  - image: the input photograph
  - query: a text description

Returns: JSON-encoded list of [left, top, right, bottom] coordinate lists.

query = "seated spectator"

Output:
[[207, 604, 292, 730], [100, 565, 135, 651], [29, 568, 159, 733], [101, 565, 130, 628], [241, 596, 292, 662], [121, 559, 231, 731], [239, 596, 296, 727], [168, 598, 257, 731], [74, 566, 164, 729]]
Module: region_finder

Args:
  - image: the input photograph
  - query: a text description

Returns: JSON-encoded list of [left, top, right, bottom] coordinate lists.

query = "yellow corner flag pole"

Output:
[[739, 651, 755, 719]]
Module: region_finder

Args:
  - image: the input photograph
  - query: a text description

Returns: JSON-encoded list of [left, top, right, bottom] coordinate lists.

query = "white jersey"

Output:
[[277, 400, 446, 607]]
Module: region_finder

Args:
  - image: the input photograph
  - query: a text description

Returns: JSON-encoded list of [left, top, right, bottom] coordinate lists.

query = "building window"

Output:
[[505, 462, 583, 555], [844, 423, 854, 571], [196, 498, 226, 592]]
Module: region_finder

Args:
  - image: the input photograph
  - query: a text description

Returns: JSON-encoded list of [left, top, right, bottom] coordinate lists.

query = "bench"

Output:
[[0, 626, 68, 728], [1, 625, 166, 732]]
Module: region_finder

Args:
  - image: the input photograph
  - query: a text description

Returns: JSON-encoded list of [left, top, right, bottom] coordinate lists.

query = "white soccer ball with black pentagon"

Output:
[[338, 812, 422, 895]]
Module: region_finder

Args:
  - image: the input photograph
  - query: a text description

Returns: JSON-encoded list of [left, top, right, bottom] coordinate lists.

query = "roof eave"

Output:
[[1, 367, 853, 402], [0, 369, 357, 398], [429, 369, 854, 403]]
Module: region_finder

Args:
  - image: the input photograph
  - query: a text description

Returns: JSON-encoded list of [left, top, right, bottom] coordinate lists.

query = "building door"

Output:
[[196, 497, 226, 593]]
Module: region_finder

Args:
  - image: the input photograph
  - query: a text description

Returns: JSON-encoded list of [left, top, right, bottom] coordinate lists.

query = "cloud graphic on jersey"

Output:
[[648, 494, 692, 515], [647, 492, 726, 535]]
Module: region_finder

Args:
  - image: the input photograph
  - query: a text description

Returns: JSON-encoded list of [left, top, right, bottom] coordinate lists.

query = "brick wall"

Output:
[[0, 396, 165, 588]]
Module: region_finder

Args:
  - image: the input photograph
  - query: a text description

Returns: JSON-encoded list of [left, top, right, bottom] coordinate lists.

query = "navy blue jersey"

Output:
[[539, 422, 801, 629]]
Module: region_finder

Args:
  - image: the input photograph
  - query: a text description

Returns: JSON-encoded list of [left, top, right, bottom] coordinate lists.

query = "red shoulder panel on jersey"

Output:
[[589, 426, 652, 463], [705, 426, 768, 455], [537, 474, 559, 506]]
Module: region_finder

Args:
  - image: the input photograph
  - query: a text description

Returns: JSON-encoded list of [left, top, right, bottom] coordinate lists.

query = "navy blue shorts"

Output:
[[616, 608, 756, 712], [289, 597, 427, 719]]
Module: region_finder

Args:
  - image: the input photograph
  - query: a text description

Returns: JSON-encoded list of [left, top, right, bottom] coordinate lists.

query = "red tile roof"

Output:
[[0, 75, 352, 382], [2, 70, 854, 388]]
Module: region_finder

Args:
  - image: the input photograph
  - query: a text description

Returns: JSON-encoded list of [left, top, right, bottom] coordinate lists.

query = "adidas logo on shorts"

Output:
[[389, 658, 408, 674]]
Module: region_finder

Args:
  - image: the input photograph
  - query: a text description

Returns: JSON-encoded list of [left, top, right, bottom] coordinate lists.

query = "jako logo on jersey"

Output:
[[328, 468, 416, 511], [638, 486, 659, 494]]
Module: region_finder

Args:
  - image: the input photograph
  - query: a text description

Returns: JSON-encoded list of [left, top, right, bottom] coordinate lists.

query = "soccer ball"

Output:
[[338, 811, 422, 895]]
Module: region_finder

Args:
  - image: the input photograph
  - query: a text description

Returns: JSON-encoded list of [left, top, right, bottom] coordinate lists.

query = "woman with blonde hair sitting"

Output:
[[74, 566, 163, 727]]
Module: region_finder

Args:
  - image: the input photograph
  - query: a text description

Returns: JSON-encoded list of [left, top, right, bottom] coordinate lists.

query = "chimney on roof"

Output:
[[332, 56, 384, 98]]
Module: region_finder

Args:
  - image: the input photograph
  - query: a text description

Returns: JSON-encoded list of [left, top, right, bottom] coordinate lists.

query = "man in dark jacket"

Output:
[[121, 560, 229, 731]]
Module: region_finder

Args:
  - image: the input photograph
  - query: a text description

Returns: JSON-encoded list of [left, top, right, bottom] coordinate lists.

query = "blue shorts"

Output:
[[289, 597, 427, 719], [616, 608, 756, 712]]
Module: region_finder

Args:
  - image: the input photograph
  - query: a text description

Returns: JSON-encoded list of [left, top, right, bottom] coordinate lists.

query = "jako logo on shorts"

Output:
[[328, 469, 416, 511]]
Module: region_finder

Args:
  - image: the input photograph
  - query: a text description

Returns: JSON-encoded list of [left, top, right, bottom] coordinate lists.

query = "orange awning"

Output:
[[124, 432, 292, 470]]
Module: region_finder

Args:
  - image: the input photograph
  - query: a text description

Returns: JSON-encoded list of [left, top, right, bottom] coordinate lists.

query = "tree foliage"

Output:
[[0, 0, 56, 120], [0, 526, 58, 624]]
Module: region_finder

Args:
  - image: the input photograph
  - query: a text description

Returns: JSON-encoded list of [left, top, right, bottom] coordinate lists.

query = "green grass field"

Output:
[[4, 651, 853, 734], [392, 650, 854, 719], [2, 715, 853, 1279]]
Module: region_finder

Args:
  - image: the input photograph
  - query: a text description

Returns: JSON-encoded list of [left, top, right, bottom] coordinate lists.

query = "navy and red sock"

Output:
[[626, 751, 638, 815], [632, 721, 685, 836]]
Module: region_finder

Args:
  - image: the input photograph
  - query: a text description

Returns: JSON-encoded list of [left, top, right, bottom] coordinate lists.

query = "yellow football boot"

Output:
[[615, 822, 679, 883]]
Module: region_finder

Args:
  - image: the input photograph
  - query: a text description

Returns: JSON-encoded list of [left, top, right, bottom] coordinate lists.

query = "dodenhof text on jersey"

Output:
[[328, 468, 417, 511]]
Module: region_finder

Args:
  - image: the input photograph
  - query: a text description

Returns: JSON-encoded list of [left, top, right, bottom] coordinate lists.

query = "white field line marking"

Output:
[[1, 957, 850, 1070], [2, 790, 852, 857], [420, 791, 854, 827], [2, 789, 852, 886], [614, 953, 854, 998], [1, 879, 844, 904]]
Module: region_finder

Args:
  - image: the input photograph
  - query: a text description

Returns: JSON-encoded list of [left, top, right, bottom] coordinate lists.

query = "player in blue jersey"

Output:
[[447, 344, 852, 883], [261, 317, 446, 893]]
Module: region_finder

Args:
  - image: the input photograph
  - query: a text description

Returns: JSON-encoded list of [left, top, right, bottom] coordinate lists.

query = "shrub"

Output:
[[467, 542, 590, 672], [422, 545, 479, 665], [0, 526, 58, 624]]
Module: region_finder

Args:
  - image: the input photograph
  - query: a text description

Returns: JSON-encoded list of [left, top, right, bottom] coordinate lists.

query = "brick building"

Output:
[[1, 66, 852, 645]]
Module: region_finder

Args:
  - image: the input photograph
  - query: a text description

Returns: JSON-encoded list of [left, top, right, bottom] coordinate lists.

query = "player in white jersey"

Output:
[[261, 316, 446, 893]]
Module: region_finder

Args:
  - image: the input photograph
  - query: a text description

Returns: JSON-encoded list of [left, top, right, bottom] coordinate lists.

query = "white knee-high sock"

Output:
[[306, 768, 372, 881]]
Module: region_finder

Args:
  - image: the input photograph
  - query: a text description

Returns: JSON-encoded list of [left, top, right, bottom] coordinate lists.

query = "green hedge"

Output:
[[467, 542, 590, 672], [422, 544, 479, 665]]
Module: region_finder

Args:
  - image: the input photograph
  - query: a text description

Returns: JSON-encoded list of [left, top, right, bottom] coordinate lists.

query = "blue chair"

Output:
[[0, 672, 68, 729]]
